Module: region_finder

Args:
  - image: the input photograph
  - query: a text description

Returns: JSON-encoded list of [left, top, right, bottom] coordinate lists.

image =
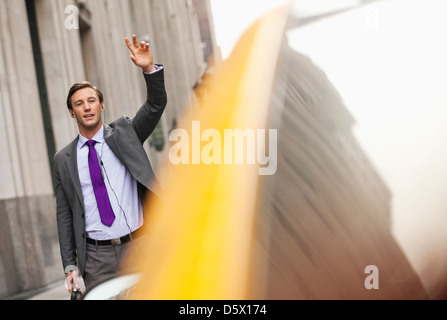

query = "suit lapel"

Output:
[[103, 123, 141, 183], [103, 123, 154, 192], [65, 138, 84, 210], [103, 124, 125, 165]]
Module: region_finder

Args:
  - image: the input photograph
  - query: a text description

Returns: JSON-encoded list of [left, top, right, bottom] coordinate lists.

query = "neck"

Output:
[[78, 123, 102, 140]]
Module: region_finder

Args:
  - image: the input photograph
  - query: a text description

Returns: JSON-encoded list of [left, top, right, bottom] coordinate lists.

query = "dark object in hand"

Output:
[[71, 288, 83, 300]]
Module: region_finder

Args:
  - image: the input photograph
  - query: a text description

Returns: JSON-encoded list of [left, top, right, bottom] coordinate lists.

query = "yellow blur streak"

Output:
[[126, 4, 290, 300]]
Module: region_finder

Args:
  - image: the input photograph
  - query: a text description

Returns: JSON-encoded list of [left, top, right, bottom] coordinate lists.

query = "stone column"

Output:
[[0, 0, 60, 299], [34, 0, 84, 152]]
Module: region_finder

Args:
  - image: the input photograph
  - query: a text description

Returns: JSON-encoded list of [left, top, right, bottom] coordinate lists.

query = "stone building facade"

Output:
[[0, 0, 219, 299], [250, 44, 426, 298]]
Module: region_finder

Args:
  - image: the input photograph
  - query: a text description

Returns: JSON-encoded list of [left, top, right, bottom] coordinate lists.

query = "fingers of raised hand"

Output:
[[125, 37, 135, 54], [140, 41, 150, 51], [132, 34, 139, 48], [126, 35, 150, 53]]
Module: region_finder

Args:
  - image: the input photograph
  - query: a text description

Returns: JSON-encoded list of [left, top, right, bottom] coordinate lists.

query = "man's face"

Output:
[[70, 88, 103, 136]]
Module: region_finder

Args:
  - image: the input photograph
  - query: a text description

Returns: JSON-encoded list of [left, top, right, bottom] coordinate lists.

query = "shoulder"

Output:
[[54, 137, 78, 162], [108, 116, 133, 129]]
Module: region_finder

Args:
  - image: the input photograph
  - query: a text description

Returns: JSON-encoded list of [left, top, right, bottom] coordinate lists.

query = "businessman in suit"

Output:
[[54, 35, 167, 293]]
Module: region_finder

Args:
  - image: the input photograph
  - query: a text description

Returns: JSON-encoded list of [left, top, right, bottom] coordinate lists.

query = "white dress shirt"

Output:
[[77, 125, 143, 240]]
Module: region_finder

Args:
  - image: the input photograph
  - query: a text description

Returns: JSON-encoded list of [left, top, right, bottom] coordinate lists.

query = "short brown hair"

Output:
[[66, 81, 104, 110]]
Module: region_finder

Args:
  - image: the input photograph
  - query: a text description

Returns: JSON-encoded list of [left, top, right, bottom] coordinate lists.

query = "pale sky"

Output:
[[210, 0, 447, 292], [210, 0, 289, 59], [209, 0, 363, 59]]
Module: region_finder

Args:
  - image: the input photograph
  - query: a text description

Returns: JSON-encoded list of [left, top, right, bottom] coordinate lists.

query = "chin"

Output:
[[80, 119, 102, 131]]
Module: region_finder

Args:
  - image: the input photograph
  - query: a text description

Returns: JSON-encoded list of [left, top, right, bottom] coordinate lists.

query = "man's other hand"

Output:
[[65, 270, 80, 294]]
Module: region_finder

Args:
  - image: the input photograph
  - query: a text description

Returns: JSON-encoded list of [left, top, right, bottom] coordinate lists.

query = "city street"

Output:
[[27, 281, 69, 300]]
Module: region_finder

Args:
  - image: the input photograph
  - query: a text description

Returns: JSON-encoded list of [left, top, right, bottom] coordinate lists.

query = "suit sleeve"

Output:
[[132, 64, 167, 144], [54, 155, 78, 272]]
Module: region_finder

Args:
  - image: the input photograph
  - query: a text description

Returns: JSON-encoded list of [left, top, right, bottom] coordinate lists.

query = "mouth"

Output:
[[83, 114, 94, 120]]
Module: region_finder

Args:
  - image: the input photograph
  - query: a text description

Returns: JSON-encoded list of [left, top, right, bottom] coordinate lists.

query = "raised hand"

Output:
[[125, 34, 156, 73]]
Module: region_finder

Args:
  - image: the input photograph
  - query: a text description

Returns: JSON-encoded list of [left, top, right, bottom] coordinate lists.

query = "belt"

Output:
[[86, 229, 142, 246]]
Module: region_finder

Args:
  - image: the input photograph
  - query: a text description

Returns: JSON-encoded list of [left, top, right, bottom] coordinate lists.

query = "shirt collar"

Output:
[[77, 125, 105, 149]]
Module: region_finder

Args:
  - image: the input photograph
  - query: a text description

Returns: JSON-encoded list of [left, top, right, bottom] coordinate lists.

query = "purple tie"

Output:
[[87, 140, 115, 227]]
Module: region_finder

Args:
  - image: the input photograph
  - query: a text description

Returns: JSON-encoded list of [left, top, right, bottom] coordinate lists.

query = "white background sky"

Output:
[[210, 0, 447, 292], [210, 0, 289, 59]]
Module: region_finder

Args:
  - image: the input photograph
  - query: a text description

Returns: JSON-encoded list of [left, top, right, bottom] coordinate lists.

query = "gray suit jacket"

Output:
[[54, 67, 167, 276]]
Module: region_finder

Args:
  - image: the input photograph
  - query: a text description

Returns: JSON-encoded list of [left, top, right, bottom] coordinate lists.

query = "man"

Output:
[[54, 35, 167, 293]]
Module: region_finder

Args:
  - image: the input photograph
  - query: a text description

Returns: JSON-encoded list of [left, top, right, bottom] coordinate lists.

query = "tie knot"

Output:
[[87, 140, 96, 148]]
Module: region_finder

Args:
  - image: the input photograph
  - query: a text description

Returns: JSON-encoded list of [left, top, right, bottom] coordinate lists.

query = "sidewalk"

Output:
[[27, 280, 70, 300], [4, 279, 68, 300], [28, 276, 89, 300]]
